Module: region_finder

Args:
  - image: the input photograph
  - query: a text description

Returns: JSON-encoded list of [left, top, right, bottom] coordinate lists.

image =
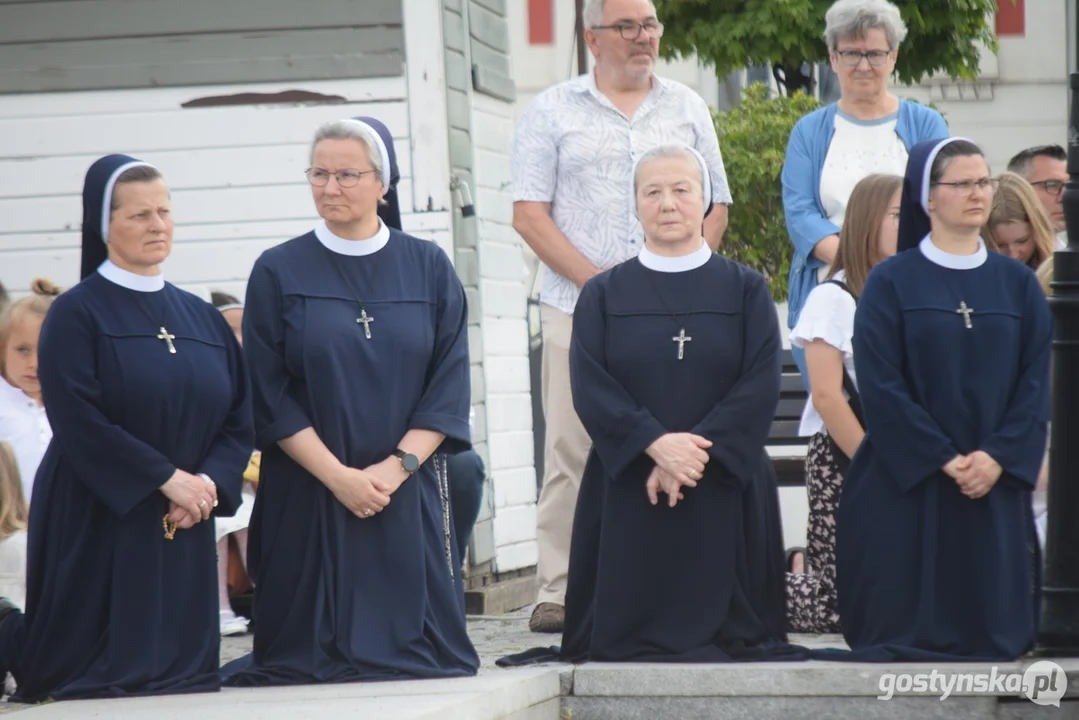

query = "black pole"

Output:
[[1036, 6, 1079, 656], [575, 0, 588, 75]]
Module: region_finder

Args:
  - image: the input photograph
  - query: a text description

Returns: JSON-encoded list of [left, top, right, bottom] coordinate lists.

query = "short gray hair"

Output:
[[583, 0, 606, 28], [824, 0, 907, 51], [309, 119, 384, 179]]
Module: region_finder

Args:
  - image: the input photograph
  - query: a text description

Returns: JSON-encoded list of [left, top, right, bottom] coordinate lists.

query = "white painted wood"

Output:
[[401, 0, 452, 214], [495, 540, 538, 572], [0, 77, 407, 119]]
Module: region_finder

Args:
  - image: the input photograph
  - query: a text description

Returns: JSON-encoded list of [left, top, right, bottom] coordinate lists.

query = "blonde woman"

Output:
[[787, 173, 902, 633], [982, 172, 1056, 270]]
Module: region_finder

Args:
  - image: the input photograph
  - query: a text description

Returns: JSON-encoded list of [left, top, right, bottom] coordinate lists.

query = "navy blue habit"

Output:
[[559, 247, 805, 663], [830, 138, 1052, 661], [222, 214, 477, 681], [0, 154, 253, 702]]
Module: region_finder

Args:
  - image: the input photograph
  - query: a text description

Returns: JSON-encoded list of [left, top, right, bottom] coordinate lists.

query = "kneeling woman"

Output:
[[561, 144, 802, 662], [835, 138, 1051, 661], [224, 117, 477, 685], [0, 155, 253, 701]]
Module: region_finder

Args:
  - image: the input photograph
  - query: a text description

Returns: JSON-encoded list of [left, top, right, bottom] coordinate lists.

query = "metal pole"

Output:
[[1036, 3, 1079, 656], [575, 0, 588, 75]]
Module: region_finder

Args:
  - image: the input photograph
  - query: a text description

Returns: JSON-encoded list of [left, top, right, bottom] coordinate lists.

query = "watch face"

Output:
[[402, 454, 420, 473]]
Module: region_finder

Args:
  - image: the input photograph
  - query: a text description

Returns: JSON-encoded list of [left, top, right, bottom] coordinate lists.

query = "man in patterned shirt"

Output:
[[511, 0, 733, 633]]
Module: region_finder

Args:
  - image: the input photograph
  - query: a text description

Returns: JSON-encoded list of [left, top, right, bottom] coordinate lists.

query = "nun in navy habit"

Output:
[[832, 137, 1051, 661], [223, 116, 477, 685], [558, 144, 802, 664], [0, 155, 253, 702]]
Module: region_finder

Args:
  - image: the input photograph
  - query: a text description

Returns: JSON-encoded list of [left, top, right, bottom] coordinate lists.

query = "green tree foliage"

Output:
[[714, 84, 822, 300], [655, 0, 1003, 95]]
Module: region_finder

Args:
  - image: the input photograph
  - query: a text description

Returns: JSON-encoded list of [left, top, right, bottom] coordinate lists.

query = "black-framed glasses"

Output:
[[1031, 179, 1065, 197], [305, 167, 376, 188], [932, 178, 999, 194], [591, 20, 664, 40], [834, 50, 892, 67]]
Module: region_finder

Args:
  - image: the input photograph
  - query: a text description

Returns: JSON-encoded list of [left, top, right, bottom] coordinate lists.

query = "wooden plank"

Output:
[[469, 40, 511, 78], [0, 144, 413, 199], [0, 0, 403, 45], [467, 2, 509, 53], [0, 100, 409, 158], [0, 28, 405, 94], [472, 65, 516, 103], [402, 0, 452, 214], [442, 6, 466, 52], [0, 178, 416, 234], [470, 0, 505, 17], [0, 76, 408, 120]]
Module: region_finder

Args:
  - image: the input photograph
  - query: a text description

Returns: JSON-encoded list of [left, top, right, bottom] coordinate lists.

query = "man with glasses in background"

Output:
[[511, 0, 732, 634], [1008, 144, 1068, 247]]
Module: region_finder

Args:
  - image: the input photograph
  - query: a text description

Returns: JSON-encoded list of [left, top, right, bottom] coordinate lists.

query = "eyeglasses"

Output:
[[1031, 179, 1065, 197], [932, 178, 999, 195], [591, 20, 664, 40], [305, 168, 377, 188], [834, 50, 893, 67]]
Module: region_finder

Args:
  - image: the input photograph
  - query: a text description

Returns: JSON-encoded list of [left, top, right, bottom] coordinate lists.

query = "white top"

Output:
[[0, 532, 26, 611], [789, 270, 858, 437], [0, 379, 51, 502], [820, 110, 909, 229], [97, 260, 165, 292], [314, 218, 390, 256], [637, 240, 711, 273], [1056, 231, 1067, 250], [512, 71, 733, 315]]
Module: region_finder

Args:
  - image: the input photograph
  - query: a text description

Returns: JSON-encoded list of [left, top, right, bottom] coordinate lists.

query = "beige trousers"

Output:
[[535, 305, 592, 606]]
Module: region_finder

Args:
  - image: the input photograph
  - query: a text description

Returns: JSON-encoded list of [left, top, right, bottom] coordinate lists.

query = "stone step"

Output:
[[10, 667, 562, 720], [561, 659, 1079, 720]]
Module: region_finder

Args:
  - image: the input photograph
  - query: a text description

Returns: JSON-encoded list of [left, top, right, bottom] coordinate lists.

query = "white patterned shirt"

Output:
[[512, 71, 732, 315]]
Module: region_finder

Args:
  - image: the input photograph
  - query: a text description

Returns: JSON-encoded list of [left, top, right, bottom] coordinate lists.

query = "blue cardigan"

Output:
[[781, 100, 949, 329]]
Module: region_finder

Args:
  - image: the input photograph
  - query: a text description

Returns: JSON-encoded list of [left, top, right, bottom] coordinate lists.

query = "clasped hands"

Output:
[[326, 456, 410, 520], [943, 450, 1002, 499], [160, 469, 219, 531], [644, 433, 713, 508]]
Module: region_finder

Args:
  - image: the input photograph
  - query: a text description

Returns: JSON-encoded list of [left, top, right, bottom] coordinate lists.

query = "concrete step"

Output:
[[11, 667, 562, 720], [561, 658, 1079, 720]]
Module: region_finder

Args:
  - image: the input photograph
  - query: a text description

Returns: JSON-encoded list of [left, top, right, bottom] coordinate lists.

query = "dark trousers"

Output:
[[447, 450, 485, 561]]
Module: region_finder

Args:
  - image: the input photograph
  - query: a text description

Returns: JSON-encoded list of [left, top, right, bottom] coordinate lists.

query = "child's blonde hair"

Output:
[[0, 442, 28, 541], [0, 278, 63, 379]]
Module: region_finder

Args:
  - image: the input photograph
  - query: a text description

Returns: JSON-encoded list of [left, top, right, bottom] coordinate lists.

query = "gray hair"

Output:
[[824, 0, 907, 51], [583, 0, 606, 28], [309, 119, 384, 180]]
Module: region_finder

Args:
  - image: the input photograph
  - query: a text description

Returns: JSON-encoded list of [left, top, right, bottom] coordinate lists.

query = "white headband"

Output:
[[101, 161, 157, 242], [631, 145, 712, 210], [921, 136, 976, 212], [342, 119, 392, 192], [216, 303, 244, 313]]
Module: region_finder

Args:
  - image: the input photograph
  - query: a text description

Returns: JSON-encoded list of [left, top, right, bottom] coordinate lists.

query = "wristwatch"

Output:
[[393, 449, 420, 474]]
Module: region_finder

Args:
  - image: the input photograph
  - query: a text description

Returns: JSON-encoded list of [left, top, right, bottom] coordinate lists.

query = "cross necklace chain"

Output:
[[641, 265, 704, 361], [327, 244, 385, 340], [956, 301, 974, 329], [133, 296, 177, 355]]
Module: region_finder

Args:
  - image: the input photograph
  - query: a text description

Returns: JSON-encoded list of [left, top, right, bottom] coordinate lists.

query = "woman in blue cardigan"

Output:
[[782, 0, 948, 388]]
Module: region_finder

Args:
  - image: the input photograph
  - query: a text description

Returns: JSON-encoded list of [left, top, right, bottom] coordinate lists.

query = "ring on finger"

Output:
[[198, 500, 207, 508]]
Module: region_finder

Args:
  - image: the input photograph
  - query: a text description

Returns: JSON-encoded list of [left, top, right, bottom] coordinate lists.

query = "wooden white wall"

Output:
[[0, 76, 454, 301]]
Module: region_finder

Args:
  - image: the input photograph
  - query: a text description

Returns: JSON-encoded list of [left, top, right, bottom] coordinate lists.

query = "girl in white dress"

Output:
[[0, 279, 61, 504], [786, 174, 902, 632], [212, 292, 257, 636]]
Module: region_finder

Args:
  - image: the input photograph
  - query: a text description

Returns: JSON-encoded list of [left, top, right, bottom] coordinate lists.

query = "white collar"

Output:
[[638, 239, 711, 273], [0, 378, 36, 408], [97, 259, 165, 292], [918, 235, 988, 270], [314, 219, 390, 256]]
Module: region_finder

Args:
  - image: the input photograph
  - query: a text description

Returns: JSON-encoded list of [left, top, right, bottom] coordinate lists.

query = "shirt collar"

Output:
[[918, 235, 988, 270], [638, 239, 711, 273], [570, 70, 665, 97], [314, 219, 390, 256], [0, 378, 34, 407], [97, 260, 166, 292]]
